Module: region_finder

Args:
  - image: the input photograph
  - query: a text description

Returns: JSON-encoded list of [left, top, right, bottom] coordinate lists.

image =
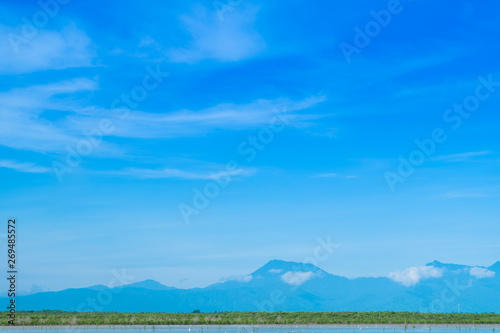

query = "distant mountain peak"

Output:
[[426, 260, 469, 270], [426, 260, 444, 268], [252, 259, 324, 277], [123, 279, 174, 290], [9, 259, 500, 313], [84, 284, 108, 291], [489, 261, 500, 272]]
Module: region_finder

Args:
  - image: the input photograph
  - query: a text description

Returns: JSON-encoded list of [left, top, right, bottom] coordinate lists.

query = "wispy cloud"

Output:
[[0, 78, 109, 154], [71, 95, 327, 139], [0, 76, 326, 162], [167, 4, 265, 63], [431, 151, 492, 162], [387, 266, 444, 287], [0, 78, 98, 111], [0, 160, 50, 174], [0, 24, 95, 74], [106, 166, 256, 180]]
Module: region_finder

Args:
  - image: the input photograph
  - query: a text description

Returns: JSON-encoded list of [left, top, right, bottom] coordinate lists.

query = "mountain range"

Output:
[[10, 260, 500, 313]]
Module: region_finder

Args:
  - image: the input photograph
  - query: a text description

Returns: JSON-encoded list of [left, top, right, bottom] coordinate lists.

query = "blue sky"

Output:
[[1, 0, 500, 292]]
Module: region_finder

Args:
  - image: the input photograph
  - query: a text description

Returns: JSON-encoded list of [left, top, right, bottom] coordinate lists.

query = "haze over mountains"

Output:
[[11, 260, 500, 313]]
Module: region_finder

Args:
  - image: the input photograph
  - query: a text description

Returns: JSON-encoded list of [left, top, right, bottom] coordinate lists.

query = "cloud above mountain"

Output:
[[388, 266, 444, 287], [280, 271, 316, 286], [469, 267, 495, 279], [221, 274, 253, 283]]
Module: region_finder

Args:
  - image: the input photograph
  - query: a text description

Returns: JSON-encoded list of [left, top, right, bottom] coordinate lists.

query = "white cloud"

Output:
[[236, 275, 253, 282], [220, 274, 253, 283], [72, 95, 327, 139], [0, 24, 95, 74], [0, 78, 111, 154], [281, 271, 316, 286], [431, 151, 491, 162], [312, 173, 339, 178], [0, 160, 50, 174], [388, 266, 444, 287], [268, 269, 283, 274], [0, 78, 98, 111], [469, 267, 495, 279], [107, 166, 256, 180], [0, 76, 326, 163], [167, 4, 265, 63]]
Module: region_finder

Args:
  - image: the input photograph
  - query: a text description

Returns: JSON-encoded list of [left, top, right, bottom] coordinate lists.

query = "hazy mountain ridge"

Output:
[[9, 260, 500, 313]]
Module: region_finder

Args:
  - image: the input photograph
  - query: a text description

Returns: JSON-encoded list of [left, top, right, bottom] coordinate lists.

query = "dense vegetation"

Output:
[[2, 311, 500, 326]]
